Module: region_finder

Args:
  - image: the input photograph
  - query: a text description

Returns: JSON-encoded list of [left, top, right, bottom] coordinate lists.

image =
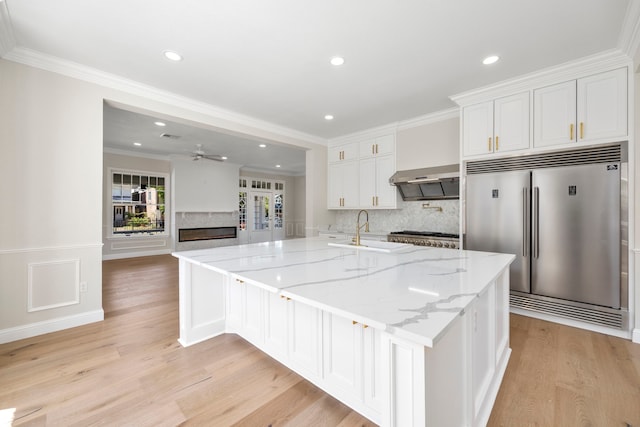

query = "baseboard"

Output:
[[633, 328, 640, 344], [102, 248, 172, 260], [0, 309, 104, 344]]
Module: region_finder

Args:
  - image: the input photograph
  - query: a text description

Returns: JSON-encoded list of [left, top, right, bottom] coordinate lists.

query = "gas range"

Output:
[[387, 230, 460, 248]]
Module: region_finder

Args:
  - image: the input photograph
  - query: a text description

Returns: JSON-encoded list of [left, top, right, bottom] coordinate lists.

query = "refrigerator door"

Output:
[[466, 170, 530, 292], [532, 163, 620, 308]]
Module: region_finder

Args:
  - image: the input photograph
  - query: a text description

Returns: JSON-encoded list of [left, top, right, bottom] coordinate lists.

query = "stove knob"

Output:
[[443, 242, 450, 248], [450, 243, 457, 249], [426, 241, 433, 247], [437, 242, 443, 247]]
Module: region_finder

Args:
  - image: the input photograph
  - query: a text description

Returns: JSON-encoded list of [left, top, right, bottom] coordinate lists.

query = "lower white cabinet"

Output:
[[288, 299, 322, 378], [322, 313, 364, 400], [263, 292, 289, 361]]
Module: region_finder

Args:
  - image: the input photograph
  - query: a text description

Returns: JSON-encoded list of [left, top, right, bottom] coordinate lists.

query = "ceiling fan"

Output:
[[191, 144, 225, 162]]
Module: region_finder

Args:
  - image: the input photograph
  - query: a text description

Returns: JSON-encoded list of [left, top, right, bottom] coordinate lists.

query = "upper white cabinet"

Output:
[[534, 68, 627, 148], [329, 141, 359, 163], [463, 92, 530, 157], [328, 133, 397, 210]]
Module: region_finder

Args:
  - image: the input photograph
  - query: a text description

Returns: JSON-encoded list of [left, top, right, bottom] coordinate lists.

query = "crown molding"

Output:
[[450, 49, 632, 107], [618, 0, 640, 63], [3, 47, 328, 147], [103, 147, 172, 162], [0, 1, 16, 57], [329, 122, 400, 145], [396, 107, 459, 131]]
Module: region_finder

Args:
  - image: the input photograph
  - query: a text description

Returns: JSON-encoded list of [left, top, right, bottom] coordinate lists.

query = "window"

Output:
[[111, 170, 168, 235]]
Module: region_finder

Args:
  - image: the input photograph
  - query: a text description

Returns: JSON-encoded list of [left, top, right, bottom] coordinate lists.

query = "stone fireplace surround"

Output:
[[174, 212, 239, 251]]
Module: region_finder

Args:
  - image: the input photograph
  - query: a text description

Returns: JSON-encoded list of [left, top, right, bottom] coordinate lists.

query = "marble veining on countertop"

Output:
[[173, 237, 514, 347]]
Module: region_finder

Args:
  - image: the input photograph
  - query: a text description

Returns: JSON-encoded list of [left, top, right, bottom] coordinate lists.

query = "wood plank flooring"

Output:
[[1, 254, 639, 426]]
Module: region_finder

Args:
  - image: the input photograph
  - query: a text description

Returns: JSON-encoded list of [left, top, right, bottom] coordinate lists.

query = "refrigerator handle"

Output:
[[522, 187, 528, 257], [533, 186, 539, 258]]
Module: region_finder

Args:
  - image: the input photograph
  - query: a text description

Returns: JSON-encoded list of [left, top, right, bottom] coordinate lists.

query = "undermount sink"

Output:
[[328, 239, 412, 253]]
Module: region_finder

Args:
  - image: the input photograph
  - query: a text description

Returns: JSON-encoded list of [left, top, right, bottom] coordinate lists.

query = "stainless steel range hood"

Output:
[[389, 164, 460, 201]]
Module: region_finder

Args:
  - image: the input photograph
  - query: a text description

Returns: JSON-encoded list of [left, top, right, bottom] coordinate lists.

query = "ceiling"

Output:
[[1, 0, 636, 173], [103, 104, 307, 175]]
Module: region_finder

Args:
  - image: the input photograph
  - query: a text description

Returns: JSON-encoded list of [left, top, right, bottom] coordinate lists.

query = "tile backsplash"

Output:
[[332, 200, 459, 234]]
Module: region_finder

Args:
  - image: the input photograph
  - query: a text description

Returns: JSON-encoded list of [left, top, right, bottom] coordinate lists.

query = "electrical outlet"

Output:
[[80, 282, 88, 292]]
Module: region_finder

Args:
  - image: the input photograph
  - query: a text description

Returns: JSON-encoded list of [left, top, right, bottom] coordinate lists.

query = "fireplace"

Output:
[[178, 226, 237, 242]]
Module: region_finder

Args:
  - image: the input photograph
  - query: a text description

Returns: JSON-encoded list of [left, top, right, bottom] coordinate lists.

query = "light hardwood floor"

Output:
[[1, 254, 639, 426]]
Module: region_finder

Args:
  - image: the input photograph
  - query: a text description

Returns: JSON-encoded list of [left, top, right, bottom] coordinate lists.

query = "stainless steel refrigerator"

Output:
[[465, 158, 622, 309]]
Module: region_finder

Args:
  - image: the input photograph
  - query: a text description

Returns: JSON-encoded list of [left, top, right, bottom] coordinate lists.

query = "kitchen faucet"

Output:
[[355, 209, 369, 246]]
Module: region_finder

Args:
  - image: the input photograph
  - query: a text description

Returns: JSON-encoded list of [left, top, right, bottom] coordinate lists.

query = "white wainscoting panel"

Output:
[[28, 259, 80, 312]]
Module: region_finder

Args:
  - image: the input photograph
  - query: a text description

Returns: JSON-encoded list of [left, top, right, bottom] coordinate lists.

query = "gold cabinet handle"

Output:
[[375, 196, 378, 206], [372, 196, 375, 206], [495, 136, 499, 151], [236, 279, 244, 284], [488, 137, 492, 151], [580, 122, 584, 139], [375, 144, 378, 154], [352, 320, 369, 328], [372, 144, 375, 154], [570, 123, 574, 140]]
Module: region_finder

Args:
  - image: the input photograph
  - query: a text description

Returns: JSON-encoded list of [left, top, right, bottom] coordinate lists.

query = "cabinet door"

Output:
[[375, 155, 397, 208], [359, 138, 378, 159], [328, 163, 343, 208], [359, 157, 377, 208], [363, 327, 383, 412], [323, 313, 364, 399], [494, 92, 530, 153], [463, 101, 494, 156], [577, 67, 627, 141], [289, 300, 321, 378], [534, 80, 577, 147], [342, 161, 360, 209], [226, 278, 243, 332], [375, 134, 395, 156], [329, 141, 359, 163], [242, 283, 264, 345], [263, 292, 289, 361]]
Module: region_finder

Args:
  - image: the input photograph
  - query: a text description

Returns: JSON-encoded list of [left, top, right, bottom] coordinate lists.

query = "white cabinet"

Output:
[[359, 134, 395, 159], [328, 161, 359, 208], [463, 92, 530, 157], [263, 292, 289, 361], [289, 299, 322, 378], [363, 326, 383, 412], [534, 68, 627, 147], [329, 141, 359, 163], [323, 314, 364, 399], [329, 133, 397, 210], [359, 154, 397, 209]]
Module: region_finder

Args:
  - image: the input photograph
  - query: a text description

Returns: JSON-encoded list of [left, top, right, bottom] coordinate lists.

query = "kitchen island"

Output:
[[172, 237, 514, 427]]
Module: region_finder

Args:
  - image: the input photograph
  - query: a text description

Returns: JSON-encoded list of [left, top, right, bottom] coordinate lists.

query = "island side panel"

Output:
[[178, 259, 227, 347]]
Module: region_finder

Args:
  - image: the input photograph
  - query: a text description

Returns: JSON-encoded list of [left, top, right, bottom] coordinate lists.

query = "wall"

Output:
[[102, 151, 172, 259], [306, 147, 335, 236], [292, 175, 306, 237], [634, 72, 640, 343], [0, 59, 104, 342], [396, 115, 460, 170], [0, 58, 328, 343], [172, 156, 240, 212]]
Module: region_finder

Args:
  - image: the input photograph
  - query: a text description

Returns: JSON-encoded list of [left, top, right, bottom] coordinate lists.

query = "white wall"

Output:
[[172, 157, 240, 212], [0, 58, 329, 343], [396, 116, 460, 170], [634, 73, 640, 342], [102, 151, 172, 260]]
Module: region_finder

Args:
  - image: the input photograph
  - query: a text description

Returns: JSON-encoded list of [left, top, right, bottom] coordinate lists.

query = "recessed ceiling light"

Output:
[[259, 144, 267, 148], [330, 57, 345, 66], [324, 115, 334, 121], [154, 121, 166, 127], [163, 50, 183, 61], [221, 156, 228, 160], [275, 165, 281, 168], [482, 55, 500, 65], [133, 142, 142, 146]]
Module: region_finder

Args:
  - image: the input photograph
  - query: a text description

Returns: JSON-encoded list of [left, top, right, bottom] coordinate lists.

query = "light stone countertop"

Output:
[[173, 237, 514, 347]]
